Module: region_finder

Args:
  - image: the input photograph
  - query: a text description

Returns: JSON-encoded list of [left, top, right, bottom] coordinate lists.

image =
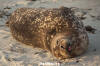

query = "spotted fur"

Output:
[[6, 7, 89, 59]]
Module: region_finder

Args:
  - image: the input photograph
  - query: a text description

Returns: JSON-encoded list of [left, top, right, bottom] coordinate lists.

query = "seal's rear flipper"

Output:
[[85, 25, 96, 34]]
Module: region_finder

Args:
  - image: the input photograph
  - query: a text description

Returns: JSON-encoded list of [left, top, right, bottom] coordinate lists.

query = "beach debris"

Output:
[[89, 14, 100, 21], [96, 16, 100, 20], [4, 6, 11, 10], [85, 25, 96, 34], [0, 10, 6, 18], [76, 60, 79, 63], [0, 9, 11, 18], [93, 49, 96, 52]]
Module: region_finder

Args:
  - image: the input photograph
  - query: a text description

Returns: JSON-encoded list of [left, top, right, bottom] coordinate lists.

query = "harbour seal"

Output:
[[6, 7, 89, 59]]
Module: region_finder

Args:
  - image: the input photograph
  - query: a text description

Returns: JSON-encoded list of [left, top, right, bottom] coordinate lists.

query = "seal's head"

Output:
[[51, 31, 88, 59]]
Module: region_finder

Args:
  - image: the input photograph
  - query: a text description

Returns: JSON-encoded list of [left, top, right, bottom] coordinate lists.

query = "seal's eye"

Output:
[[61, 46, 65, 49]]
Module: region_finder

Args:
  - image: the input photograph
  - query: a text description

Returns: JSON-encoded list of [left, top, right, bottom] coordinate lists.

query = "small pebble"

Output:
[[76, 60, 79, 63], [4, 7, 11, 9], [93, 49, 96, 51]]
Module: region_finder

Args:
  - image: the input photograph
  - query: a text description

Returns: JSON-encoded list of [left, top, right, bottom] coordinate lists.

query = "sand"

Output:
[[0, 0, 100, 66]]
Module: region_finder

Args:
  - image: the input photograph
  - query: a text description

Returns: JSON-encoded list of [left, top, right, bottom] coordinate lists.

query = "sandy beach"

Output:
[[0, 0, 100, 66]]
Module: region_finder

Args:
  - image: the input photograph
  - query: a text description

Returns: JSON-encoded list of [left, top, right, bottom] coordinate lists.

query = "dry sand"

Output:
[[0, 0, 100, 66]]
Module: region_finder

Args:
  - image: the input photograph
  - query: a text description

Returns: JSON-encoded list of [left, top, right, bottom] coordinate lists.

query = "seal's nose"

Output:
[[67, 40, 72, 46]]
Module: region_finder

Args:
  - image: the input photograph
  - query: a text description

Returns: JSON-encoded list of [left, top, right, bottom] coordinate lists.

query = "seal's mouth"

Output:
[[68, 46, 72, 51], [66, 40, 72, 52]]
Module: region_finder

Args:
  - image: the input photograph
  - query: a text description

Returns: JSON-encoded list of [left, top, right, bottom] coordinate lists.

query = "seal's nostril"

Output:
[[68, 40, 72, 46], [68, 42, 71, 46]]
